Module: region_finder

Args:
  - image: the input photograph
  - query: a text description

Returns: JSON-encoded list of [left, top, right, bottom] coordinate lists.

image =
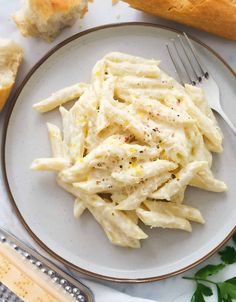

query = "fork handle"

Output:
[[218, 110, 236, 136]]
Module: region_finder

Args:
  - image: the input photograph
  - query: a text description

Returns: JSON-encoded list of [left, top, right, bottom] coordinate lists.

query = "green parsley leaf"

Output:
[[191, 287, 205, 302], [219, 246, 236, 264], [218, 281, 236, 299], [198, 283, 213, 296], [232, 233, 236, 245], [225, 277, 236, 286], [195, 264, 225, 279], [190, 283, 213, 301], [223, 297, 232, 302]]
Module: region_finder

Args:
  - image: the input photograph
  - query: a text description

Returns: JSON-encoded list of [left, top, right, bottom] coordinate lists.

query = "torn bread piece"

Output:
[[0, 38, 23, 111], [13, 0, 89, 42]]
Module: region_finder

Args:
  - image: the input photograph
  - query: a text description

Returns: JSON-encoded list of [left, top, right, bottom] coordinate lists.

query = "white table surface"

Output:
[[0, 1, 235, 301]]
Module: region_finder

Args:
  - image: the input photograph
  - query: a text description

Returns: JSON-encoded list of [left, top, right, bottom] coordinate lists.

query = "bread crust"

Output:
[[0, 40, 23, 111], [123, 0, 236, 40], [0, 85, 12, 111], [29, 0, 84, 19]]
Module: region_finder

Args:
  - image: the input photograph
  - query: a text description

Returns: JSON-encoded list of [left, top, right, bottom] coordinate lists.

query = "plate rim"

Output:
[[1, 22, 236, 283]]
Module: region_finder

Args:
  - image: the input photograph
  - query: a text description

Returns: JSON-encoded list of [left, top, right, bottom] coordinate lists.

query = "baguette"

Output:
[[122, 0, 236, 41], [0, 39, 23, 111], [13, 0, 89, 42]]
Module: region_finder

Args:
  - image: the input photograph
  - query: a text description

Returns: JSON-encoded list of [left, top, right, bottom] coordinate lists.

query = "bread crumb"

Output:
[[112, 0, 119, 5]]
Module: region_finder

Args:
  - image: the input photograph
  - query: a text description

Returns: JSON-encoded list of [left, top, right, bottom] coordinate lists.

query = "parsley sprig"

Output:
[[183, 233, 236, 301]]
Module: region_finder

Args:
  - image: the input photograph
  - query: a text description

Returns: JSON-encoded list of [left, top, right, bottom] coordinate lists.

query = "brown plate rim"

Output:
[[1, 22, 236, 283]]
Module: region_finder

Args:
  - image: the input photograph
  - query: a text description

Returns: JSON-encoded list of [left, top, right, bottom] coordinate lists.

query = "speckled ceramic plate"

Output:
[[2, 23, 236, 282]]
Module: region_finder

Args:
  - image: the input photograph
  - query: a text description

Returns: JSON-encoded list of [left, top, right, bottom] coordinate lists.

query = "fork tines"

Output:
[[166, 33, 209, 86]]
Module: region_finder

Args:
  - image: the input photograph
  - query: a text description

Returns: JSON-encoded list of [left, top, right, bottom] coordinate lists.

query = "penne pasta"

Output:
[[182, 94, 223, 152], [33, 82, 88, 113], [116, 174, 170, 210], [30, 158, 70, 171], [190, 168, 227, 192], [144, 201, 205, 224], [47, 123, 67, 158], [107, 61, 161, 78], [149, 161, 208, 201], [73, 177, 122, 194], [136, 208, 192, 232], [132, 96, 195, 125], [74, 198, 86, 218], [112, 160, 176, 185]]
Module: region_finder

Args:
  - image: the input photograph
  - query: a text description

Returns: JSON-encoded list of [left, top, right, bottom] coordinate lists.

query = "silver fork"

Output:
[[166, 33, 236, 135]]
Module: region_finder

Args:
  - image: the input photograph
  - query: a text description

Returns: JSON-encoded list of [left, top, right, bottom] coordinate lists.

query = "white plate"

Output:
[[3, 23, 236, 282]]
